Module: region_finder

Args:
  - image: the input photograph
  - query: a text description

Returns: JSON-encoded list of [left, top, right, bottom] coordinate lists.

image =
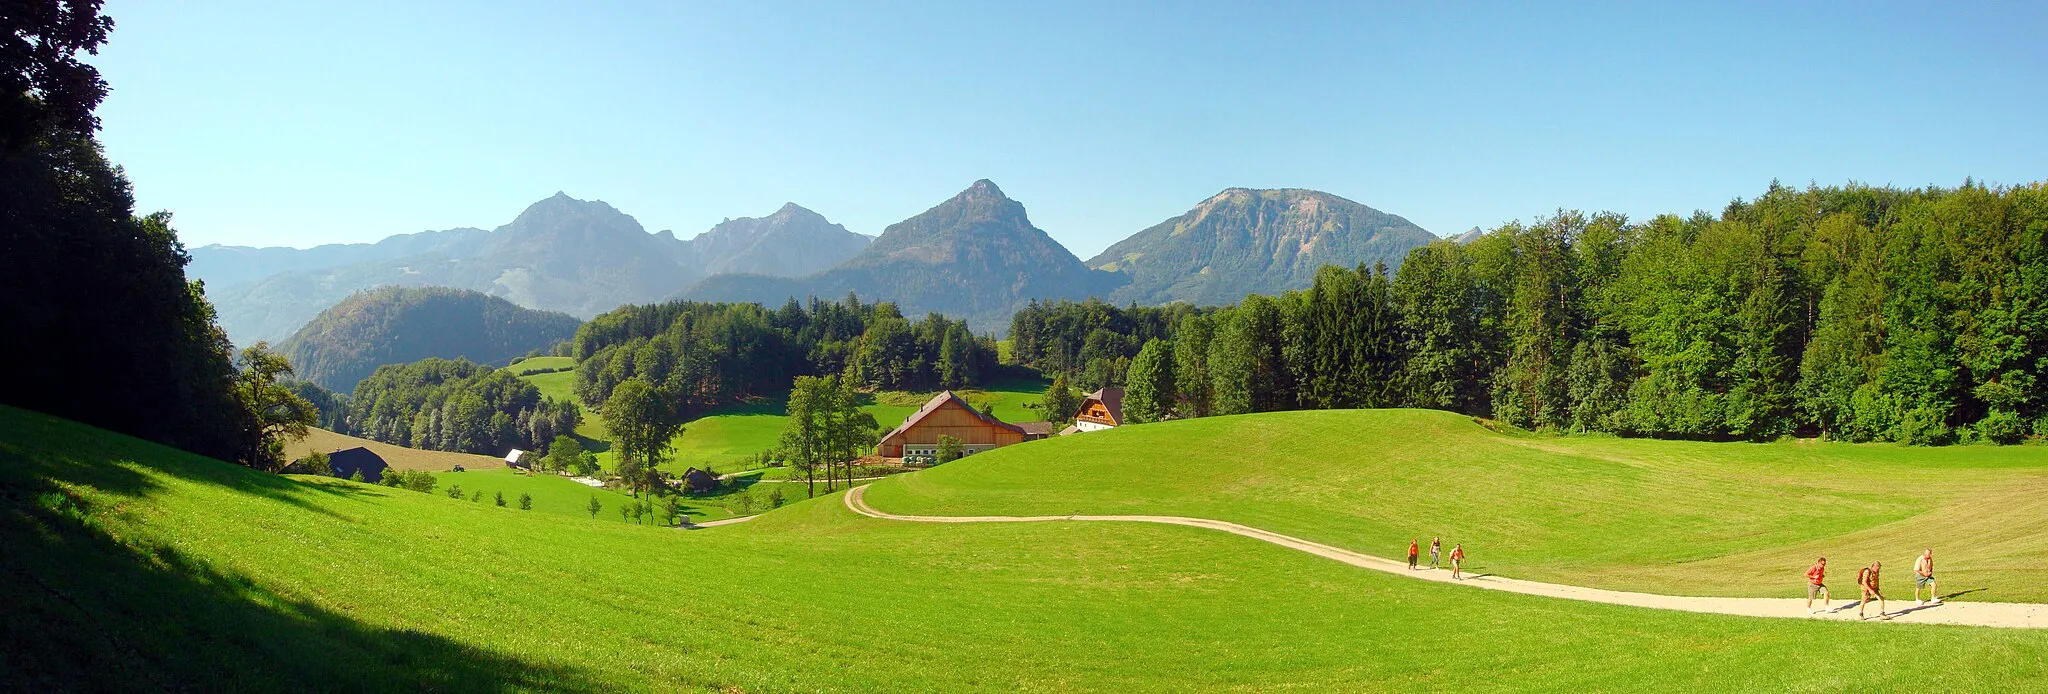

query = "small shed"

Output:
[[1016, 421, 1056, 440], [328, 446, 391, 483], [504, 449, 529, 469], [681, 467, 719, 494]]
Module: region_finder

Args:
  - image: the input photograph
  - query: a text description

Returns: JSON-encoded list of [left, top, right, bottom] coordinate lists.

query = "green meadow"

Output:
[[866, 408, 2048, 602], [5, 404, 2047, 691]]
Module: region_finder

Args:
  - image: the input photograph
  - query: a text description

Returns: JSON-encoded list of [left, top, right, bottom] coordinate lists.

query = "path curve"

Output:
[[842, 486, 2048, 629]]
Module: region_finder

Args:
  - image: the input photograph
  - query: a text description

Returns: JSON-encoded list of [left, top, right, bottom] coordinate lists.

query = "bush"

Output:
[[287, 451, 331, 476], [379, 469, 438, 493], [494, 491, 507, 507], [1893, 405, 1953, 446], [1978, 409, 2025, 445], [586, 495, 601, 518], [470, 490, 483, 503], [348, 470, 364, 483], [446, 484, 464, 499], [767, 487, 785, 508], [733, 493, 756, 515], [519, 492, 533, 510]]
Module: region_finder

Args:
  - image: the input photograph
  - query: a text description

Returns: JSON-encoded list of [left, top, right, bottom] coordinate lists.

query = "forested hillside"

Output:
[[276, 287, 581, 393], [1020, 182, 2048, 444], [571, 296, 999, 418], [345, 358, 579, 455]]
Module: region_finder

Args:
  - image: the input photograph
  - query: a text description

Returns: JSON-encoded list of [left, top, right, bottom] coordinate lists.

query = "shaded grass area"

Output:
[[4, 404, 2048, 690], [866, 408, 2048, 602]]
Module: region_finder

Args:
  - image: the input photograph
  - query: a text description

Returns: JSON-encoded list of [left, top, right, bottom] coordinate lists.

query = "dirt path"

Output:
[[842, 486, 2048, 629]]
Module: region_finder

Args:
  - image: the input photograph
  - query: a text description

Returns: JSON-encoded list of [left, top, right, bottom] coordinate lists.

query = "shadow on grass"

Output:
[[0, 412, 607, 692]]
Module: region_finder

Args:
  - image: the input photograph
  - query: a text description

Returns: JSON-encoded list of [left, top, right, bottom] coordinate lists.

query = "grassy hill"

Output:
[[6, 404, 2048, 691], [864, 409, 2048, 601]]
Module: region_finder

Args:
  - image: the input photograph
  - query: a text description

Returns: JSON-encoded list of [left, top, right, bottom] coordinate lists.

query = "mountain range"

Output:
[[1088, 188, 1435, 306], [193, 195, 871, 344], [193, 182, 1440, 342]]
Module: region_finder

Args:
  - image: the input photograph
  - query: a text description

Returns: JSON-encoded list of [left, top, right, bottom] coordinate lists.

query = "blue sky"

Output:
[[94, 1, 2046, 257]]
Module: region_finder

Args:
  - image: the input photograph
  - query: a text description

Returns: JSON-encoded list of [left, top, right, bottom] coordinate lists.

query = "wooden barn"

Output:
[[1072, 387, 1124, 432], [877, 391, 1029, 458], [327, 446, 391, 483]]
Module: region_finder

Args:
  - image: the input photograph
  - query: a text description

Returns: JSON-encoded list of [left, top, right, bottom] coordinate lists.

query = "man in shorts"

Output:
[[1450, 544, 1466, 580], [1914, 548, 1940, 606], [1408, 539, 1420, 570], [1858, 561, 1886, 619], [1428, 537, 1442, 569], [1805, 557, 1830, 613]]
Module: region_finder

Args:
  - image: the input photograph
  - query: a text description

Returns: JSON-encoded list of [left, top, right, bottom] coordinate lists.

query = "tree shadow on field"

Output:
[[0, 420, 607, 691]]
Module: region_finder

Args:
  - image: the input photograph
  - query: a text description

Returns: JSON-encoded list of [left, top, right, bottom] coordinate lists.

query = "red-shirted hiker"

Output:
[[1805, 557, 1830, 613], [1450, 544, 1466, 580], [1858, 561, 1886, 619], [1407, 539, 1420, 570]]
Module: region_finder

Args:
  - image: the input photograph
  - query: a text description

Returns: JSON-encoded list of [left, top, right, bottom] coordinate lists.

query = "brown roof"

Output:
[[1016, 421, 1057, 436], [1081, 387, 1125, 425], [880, 391, 1026, 444]]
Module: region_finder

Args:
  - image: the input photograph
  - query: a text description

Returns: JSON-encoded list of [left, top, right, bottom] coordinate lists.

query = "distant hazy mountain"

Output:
[[687, 203, 872, 277], [1089, 188, 1436, 306], [193, 195, 871, 346], [1450, 226, 1484, 244], [276, 286, 581, 393], [188, 227, 491, 290], [686, 180, 1119, 331]]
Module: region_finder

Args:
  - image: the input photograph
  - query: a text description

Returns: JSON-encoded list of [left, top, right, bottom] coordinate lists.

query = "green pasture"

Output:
[[866, 408, 2048, 602], [4, 404, 2045, 691]]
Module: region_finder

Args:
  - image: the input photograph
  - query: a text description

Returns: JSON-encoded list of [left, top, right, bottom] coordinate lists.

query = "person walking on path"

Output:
[[1407, 539, 1420, 570], [1428, 537, 1442, 569], [1805, 557, 1830, 614], [1450, 544, 1466, 580], [1858, 561, 1887, 619], [1914, 549, 1940, 606]]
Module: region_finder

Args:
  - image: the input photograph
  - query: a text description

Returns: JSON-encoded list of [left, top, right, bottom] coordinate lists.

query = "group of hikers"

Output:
[[1392, 537, 1941, 619], [1805, 548, 1941, 619], [1405, 537, 1466, 579]]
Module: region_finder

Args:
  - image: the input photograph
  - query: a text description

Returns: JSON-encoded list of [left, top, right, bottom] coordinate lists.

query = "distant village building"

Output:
[[504, 449, 529, 469], [878, 391, 1031, 459], [681, 467, 719, 493], [328, 446, 391, 483], [1016, 421, 1057, 440], [1071, 387, 1124, 433]]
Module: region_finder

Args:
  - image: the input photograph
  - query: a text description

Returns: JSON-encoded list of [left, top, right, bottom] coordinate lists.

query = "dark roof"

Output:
[[327, 446, 390, 483], [1081, 387, 1125, 425], [1016, 421, 1057, 437], [880, 391, 1026, 443]]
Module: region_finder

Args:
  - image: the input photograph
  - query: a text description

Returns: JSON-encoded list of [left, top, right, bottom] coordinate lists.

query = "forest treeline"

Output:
[[571, 295, 1000, 416], [1017, 182, 2048, 444], [342, 359, 580, 455]]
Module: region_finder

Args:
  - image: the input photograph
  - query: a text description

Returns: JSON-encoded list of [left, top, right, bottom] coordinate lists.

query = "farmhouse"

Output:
[[327, 446, 391, 483], [878, 391, 1037, 458], [1071, 387, 1124, 432]]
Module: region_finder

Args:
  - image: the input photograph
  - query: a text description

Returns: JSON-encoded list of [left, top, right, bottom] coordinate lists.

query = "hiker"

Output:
[[1805, 557, 1830, 613], [1450, 544, 1466, 580], [1429, 537, 1442, 569], [1914, 548, 1940, 606], [1858, 561, 1886, 619], [1407, 539, 1420, 570]]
